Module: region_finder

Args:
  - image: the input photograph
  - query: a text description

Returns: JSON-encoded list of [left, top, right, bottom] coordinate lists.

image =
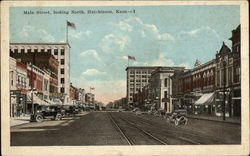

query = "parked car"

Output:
[[30, 105, 64, 122], [62, 105, 79, 116]]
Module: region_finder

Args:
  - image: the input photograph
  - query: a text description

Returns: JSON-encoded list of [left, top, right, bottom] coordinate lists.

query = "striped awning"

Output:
[[195, 92, 215, 105], [27, 92, 49, 105]]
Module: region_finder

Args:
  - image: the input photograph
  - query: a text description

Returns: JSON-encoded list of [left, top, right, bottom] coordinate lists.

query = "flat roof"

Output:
[[125, 66, 185, 71], [10, 42, 71, 48]]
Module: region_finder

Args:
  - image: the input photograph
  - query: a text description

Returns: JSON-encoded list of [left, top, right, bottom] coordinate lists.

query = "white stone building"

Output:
[[149, 67, 185, 112]]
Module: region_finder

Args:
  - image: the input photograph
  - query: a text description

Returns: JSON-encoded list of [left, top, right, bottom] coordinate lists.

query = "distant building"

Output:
[[85, 93, 95, 104], [125, 66, 159, 107], [10, 43, 70, 103]]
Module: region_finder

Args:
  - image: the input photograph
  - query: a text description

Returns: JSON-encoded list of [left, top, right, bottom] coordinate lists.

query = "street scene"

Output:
[[9, 5, 241, 146]]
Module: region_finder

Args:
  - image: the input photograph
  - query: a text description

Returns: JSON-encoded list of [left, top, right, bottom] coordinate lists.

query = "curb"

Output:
[[187, 116, 241, 125], [11, 121, 31, 128]]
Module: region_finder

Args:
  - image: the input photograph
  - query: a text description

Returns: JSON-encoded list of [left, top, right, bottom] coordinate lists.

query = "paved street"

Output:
[[11, 112, 241, 146]]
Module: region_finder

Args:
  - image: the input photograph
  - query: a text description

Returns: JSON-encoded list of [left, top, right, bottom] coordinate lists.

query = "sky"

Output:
[[10, 5, 240, 104]]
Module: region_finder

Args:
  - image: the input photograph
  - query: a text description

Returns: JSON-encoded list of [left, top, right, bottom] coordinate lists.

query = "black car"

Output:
[[62, 105, 78, 116], [30, 105, 64, 122]]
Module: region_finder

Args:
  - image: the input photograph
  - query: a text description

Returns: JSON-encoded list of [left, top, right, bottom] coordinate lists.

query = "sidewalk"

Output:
[[11, 115, 31, 127], [187, 114, 241, 125]]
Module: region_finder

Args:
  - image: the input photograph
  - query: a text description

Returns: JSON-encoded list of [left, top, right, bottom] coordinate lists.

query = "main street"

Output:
[[11, 112, 240, 146]]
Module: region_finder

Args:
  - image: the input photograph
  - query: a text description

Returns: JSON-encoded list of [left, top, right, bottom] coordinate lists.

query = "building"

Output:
[[9, 57, 17, 117], [149, 67, 185, 112], [70, 83, 79, 105], [9, 59, 29, 117], [215, 25, 241, 117], [10, 43, 69, 103], [85, 93, 95, 105], [181, 59, 216, 115], [126, 66, 160, 108], [78, 88, 86, 103]]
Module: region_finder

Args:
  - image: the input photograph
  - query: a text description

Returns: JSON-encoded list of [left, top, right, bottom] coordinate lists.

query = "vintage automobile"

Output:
[[62, 105, 79, 116], [30, 105, 64, 122], [166, 109, 188, 126]]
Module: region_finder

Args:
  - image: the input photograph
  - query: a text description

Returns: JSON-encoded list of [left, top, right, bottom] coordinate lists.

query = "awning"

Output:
[[27, 92, 49, 105], [44, 99, 57, 105], [54, 99, 63, 105], [195, 92, 215, 105]]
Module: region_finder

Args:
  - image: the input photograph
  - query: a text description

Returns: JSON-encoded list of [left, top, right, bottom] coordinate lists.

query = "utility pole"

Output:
[[222, 61, 226, 121]]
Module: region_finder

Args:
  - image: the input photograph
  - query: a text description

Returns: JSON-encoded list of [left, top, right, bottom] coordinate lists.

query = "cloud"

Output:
[[179, 26, 220, 38], [19, 25, 55, 42], [82, 68, 106, 76], [69, 30, 92, 38], [99, 33, 131, 53], [140, 52, 174, 66], [80, 49, 101, 61]]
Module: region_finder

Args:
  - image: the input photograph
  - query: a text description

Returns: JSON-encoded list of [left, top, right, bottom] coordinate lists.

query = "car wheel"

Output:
[[35, 115, 43, 122], [184, 118, 188, 125], [174, 119, 179, 126], [55, 114, 62, 120]]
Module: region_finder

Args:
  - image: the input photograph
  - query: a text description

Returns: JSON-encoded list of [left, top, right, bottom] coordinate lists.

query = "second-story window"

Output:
[[54, 49, 58, 55], [61, 49, 65, 55]]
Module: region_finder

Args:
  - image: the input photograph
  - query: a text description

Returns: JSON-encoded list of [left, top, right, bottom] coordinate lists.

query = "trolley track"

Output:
[[109, 112, 168, 145], [124, 112, 224, 144]]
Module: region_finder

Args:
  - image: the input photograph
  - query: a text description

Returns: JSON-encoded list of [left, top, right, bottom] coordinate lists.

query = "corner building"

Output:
[[10, 43, 70, 104]]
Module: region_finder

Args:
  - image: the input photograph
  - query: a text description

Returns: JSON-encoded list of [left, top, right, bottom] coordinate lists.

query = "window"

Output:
[[217, 70, 220, 87], [10, 49, 13, 53], [228, 67, 232, 85], [14, 49, 18, 53], [60, 68, 64, 74], [17, 76, 20, 86], [21, 49, 25, 53], [234, 67, 240, 83], [47, 49, 51, 53], [61, 78, 65, 84], [41, 49, 45, 52], [27, 49, 31, 53], [164, 78, 168, 87], [61, 49, 65, 55], [164, 91, 168, 98], [34, 49, 38, 53], [60, 87, 65, 93], [54, 49, 58, 55], [61, 59, 65, 65]]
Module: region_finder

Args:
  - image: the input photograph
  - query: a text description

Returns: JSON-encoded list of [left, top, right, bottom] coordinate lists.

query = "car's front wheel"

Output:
[[35, 115, 43, 122], [55, 114, 62, 120]]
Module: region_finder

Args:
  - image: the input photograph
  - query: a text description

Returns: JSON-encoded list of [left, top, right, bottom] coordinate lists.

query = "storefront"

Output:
[[194, 92, 215, 115], [10, 90, 27, 117]]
